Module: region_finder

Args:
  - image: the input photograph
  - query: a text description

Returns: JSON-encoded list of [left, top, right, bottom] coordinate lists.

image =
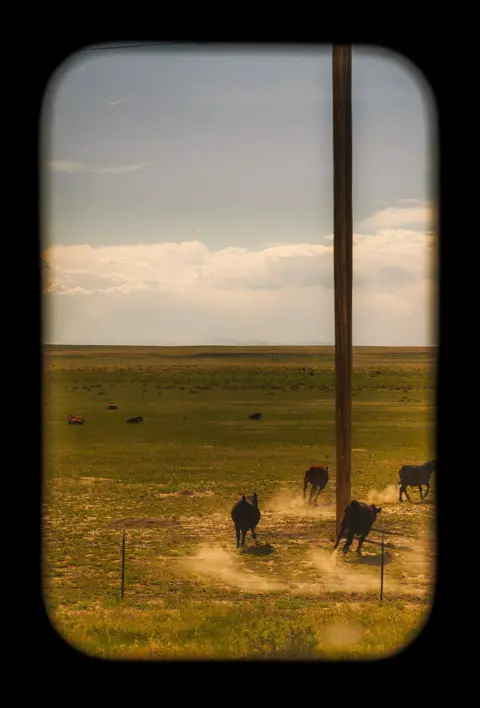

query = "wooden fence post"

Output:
[[380, 533, 385, 601], [121, 528, 126, 600]]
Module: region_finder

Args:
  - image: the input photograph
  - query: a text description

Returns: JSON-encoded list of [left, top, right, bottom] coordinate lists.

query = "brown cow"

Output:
[[334, 500, 382, 555], [67, 414, 84, 425], [303, 465, 329, 505]]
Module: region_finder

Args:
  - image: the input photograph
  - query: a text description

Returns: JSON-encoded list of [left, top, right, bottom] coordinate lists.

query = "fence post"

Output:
[[380, 533, 385, 602], [121, 528, 126, 600]]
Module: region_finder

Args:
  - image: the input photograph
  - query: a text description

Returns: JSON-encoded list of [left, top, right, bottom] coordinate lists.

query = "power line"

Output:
[[83, 42, 196, 51]]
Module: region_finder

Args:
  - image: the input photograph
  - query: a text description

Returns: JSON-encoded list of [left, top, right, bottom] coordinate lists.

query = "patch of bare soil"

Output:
[[78, 477, 112, 484], [107, 517, 180, 529], [155, 490, 215, 499]]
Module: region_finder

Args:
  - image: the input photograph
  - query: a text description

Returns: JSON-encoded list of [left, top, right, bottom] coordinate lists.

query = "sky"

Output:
[[41, 44, 437, 347]]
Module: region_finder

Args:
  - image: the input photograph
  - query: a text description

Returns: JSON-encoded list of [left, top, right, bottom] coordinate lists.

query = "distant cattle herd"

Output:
[[66, 407, 435, 554], [67, 406, 144, 426]]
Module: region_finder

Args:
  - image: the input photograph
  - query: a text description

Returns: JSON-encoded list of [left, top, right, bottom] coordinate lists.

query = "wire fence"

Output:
[[114, 526, 435, 604]]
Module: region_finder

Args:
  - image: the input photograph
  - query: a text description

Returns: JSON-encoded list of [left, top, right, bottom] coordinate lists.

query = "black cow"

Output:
[[334, 500, 382, 555], [126, 416, 144, 424], [248, 412, 262, 420], [231, 493, 261, 548], [303, 465, 329, 505], [398, 459, 436, 502]]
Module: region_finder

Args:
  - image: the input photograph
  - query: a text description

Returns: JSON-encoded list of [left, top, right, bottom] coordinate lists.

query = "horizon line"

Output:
[[43, 343, 437, 349]]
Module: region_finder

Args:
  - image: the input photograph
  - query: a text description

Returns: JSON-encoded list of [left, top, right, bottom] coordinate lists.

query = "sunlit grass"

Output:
[[43, 345, 436, 660]]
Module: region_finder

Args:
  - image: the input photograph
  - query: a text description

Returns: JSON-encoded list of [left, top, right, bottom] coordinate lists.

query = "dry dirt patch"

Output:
[[107, 517, 181, 529], [155, 490, 215, 499]]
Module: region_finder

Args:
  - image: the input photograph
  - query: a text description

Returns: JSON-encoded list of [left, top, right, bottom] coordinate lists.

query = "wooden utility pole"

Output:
[[332, 45, 353, 536]]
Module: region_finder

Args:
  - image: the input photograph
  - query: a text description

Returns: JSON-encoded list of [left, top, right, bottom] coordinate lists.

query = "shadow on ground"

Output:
[[357, 551, 393, 566], [242, 544, 275, 556]]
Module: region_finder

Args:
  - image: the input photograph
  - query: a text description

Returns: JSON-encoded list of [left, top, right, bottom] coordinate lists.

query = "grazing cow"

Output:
[[334, 500, 382, 555], [67, 414, 84, 425], [398, 459, 436, 502], [303, 465, 329, 505], [248, 412, 262, 420], [107, 404, 118, 410], [231, 492, 261, 548], [126, 416, 144, 424]]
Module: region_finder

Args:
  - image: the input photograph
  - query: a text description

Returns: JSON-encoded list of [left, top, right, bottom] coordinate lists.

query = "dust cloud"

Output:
[[306, 549, 383, 594], [323, 621, 364, 647], [306, 546, 432, 598], [178, 540, 433, 599], [366, 484, 399, 505], [394, 536, 436, 592], [266, 489, 335, 519], [180, 545, 283, 593]]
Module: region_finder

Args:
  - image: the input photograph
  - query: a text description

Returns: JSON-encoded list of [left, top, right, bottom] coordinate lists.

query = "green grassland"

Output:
[[42, 345, 436, 660]]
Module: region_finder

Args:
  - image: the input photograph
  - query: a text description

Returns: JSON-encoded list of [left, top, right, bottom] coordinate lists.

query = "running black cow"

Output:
[[126, 416, 144, 424], [248, 412, 262, 420], [398, 459, 436, 502], [303, 465, 329, 505], [334, 500, 382, 555], [231, 493, 261, 548]]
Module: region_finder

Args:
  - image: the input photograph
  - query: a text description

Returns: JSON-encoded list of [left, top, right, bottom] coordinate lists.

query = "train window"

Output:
[[41, 44, 437, 661]]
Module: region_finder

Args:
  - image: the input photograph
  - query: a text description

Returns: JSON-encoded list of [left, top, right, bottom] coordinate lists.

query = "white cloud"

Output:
[[357, 203, 435, 232], [48, 161, 146, 175], [48, 161, 85, 174], [90, 162, 146, 174], [107, 97, 132, 106], [47, 283, 94, 296], [44, 218, 437, 346]]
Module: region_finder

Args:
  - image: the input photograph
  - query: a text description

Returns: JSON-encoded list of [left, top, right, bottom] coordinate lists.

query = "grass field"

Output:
[[42, 345, 436, 660]]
